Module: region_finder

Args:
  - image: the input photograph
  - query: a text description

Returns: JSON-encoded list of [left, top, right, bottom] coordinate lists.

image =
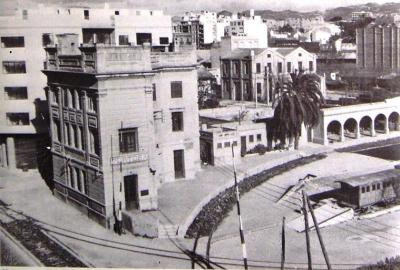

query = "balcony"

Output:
[[111, 151, 148, 165]]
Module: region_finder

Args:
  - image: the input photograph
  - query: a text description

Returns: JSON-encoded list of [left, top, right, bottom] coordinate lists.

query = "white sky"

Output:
[[1, 0, 400, 14]]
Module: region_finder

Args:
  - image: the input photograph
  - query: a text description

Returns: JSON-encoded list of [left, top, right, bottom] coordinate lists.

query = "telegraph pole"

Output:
[[281, 216, 286, 270], [206, 226, 214, 269], [232, 145, 248, 270], [306, 195, 332, 270], [302, 190, 312, 270]]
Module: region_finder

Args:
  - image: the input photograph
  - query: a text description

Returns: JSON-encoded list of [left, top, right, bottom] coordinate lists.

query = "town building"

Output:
[[311, 97, 400, 145], [0, 5, 173, 170], [284, 15, 325, 32], [200, 121, 267, 165], [356, 24, 400, 74], [220, 47, 318, 104], [302, 23, 341, 44], [351, 11, 374, 22], [224, 9, 268, 48], [42, 34, 200, 227], [172, 11, 217, 50]]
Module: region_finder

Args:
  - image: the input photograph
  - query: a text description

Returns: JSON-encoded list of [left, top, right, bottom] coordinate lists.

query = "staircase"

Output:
[[158, 224, 179, 239]]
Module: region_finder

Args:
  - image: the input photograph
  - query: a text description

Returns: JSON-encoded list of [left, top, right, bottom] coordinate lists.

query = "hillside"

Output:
[[241, 9, 322, 20], [324, 2, 400, 21]]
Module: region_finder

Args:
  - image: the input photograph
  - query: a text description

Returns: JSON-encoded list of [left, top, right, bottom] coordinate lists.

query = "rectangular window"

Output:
[[72, 125, 78, 148], [244, 62, 249, 75], [4, 87, 27, 100], [366, 186, 370, 192], [87, 95, 97, 112], [377, 183, 380, 189], [6, 113, 29, 126], [171, 81, 183, 98], [173, 149, 185, 179], [84, 9, 89, 20], [309, 61, 314, 72], [42, 33, 54, 47], [172, 112, 184, 131], [298, 61, 303, 71], [152, 83, 156, 101], [257, 134, 262, 141], [256, 63, 261, 73], [232, 141, 238, 146], [53, 119, 61, 142], [257, 83, 261, 94], [249, 135, 254, 142], [89, 128, 99, 155], [224, 141, 230, 148], [267, 53, 271, 58], [115, 10, 120, 15], [234, 62, 240, 75], [76, 168, 81, 191], [63, 89, 69, 107], [361, 187, 365, 193], [52, 89, 59, 104], [372, 184, 376, 191], [119, 128, 138, 153], [79, 126, 85, 150], [159, 37, 169, 44], [217, 143, 222, 149], [278, 62, 282, 74], [2, 61, 26, 74], [22, 10, 28, 20], [267, 63, 272, 73], [287, 62, 292, 73], [1, 36, 24, 48], [119, 35, 129, 45]]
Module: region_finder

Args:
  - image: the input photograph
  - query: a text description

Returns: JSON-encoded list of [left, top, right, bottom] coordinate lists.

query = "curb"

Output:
[[0, 225, 44, 266]]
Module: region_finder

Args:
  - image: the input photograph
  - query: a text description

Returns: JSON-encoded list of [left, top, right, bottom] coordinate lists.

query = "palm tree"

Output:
[[271, 72, 325, 149]]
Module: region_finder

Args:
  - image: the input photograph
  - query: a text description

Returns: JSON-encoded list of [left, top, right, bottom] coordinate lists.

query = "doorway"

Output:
[[173, 149, 185, 179], [124, 174, 138, 210], [241, 136, 247, 156]]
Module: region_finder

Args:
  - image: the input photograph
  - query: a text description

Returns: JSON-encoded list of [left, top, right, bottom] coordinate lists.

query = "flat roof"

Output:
[[337, 169, 400, 187]]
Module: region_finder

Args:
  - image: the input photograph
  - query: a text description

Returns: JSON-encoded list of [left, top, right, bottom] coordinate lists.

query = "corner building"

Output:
[[43, 34, 200, 227]]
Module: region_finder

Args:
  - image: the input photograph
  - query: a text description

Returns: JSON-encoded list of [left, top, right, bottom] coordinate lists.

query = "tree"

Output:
[[328, 16, 342, 22], [278, 24, 295, 34], [271, 73, 325, 149]]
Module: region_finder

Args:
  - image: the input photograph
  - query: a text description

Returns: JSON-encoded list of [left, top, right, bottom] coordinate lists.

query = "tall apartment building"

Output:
[[220, 47, 317, 104], [356, 24, 400, 73], [224, 10, 268, 48], [42, 34, 200, 227], [173, 11, 217, 50], [352, 11, 374, 22], [0, 5, 172, 170]]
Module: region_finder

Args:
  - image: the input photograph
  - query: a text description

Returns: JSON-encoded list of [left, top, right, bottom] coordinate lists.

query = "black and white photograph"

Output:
[[0, 0, 400, 268]]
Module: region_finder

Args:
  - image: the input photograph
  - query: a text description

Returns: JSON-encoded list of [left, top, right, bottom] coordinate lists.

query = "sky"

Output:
[[1, 0, 400, 15]]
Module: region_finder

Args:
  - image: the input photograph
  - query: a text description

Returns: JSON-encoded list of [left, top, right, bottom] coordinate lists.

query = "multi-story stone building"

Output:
[[0, 5, 172, 170], [42, 34, 200, 227], [172, 11, 217, 50], [220, 47, 317, 104], [356, 24, 400, 73]]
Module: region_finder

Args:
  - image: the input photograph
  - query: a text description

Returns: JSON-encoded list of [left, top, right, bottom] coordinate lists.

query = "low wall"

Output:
[[122, 212, 159, 238]]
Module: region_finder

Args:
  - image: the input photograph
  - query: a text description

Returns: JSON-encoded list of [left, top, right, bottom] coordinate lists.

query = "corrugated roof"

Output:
[[337, 169, 400, 187]]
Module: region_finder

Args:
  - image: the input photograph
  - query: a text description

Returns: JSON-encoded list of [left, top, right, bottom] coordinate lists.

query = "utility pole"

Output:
[[281, 216, 286, 270], [306, 194, 332, 270], [302, 190, 312, 270], [191, 234, 200, 269], [206, 226, 214, 269], [232, 145, 248, 270]]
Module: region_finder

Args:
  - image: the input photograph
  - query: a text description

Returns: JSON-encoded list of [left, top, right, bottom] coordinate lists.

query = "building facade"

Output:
[[42, 34, 200, 227], [220, 47, 317, 104], [0, 5, 172, 170], [356, 24, 400, 73]]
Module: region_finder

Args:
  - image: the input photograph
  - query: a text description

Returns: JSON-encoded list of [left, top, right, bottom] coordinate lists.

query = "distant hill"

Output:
[[324, 2, 400, 21], [240, 9, 322, 20]]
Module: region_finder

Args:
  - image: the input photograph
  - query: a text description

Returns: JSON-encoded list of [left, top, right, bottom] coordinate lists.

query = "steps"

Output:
[[158, 224, 179, 239]]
